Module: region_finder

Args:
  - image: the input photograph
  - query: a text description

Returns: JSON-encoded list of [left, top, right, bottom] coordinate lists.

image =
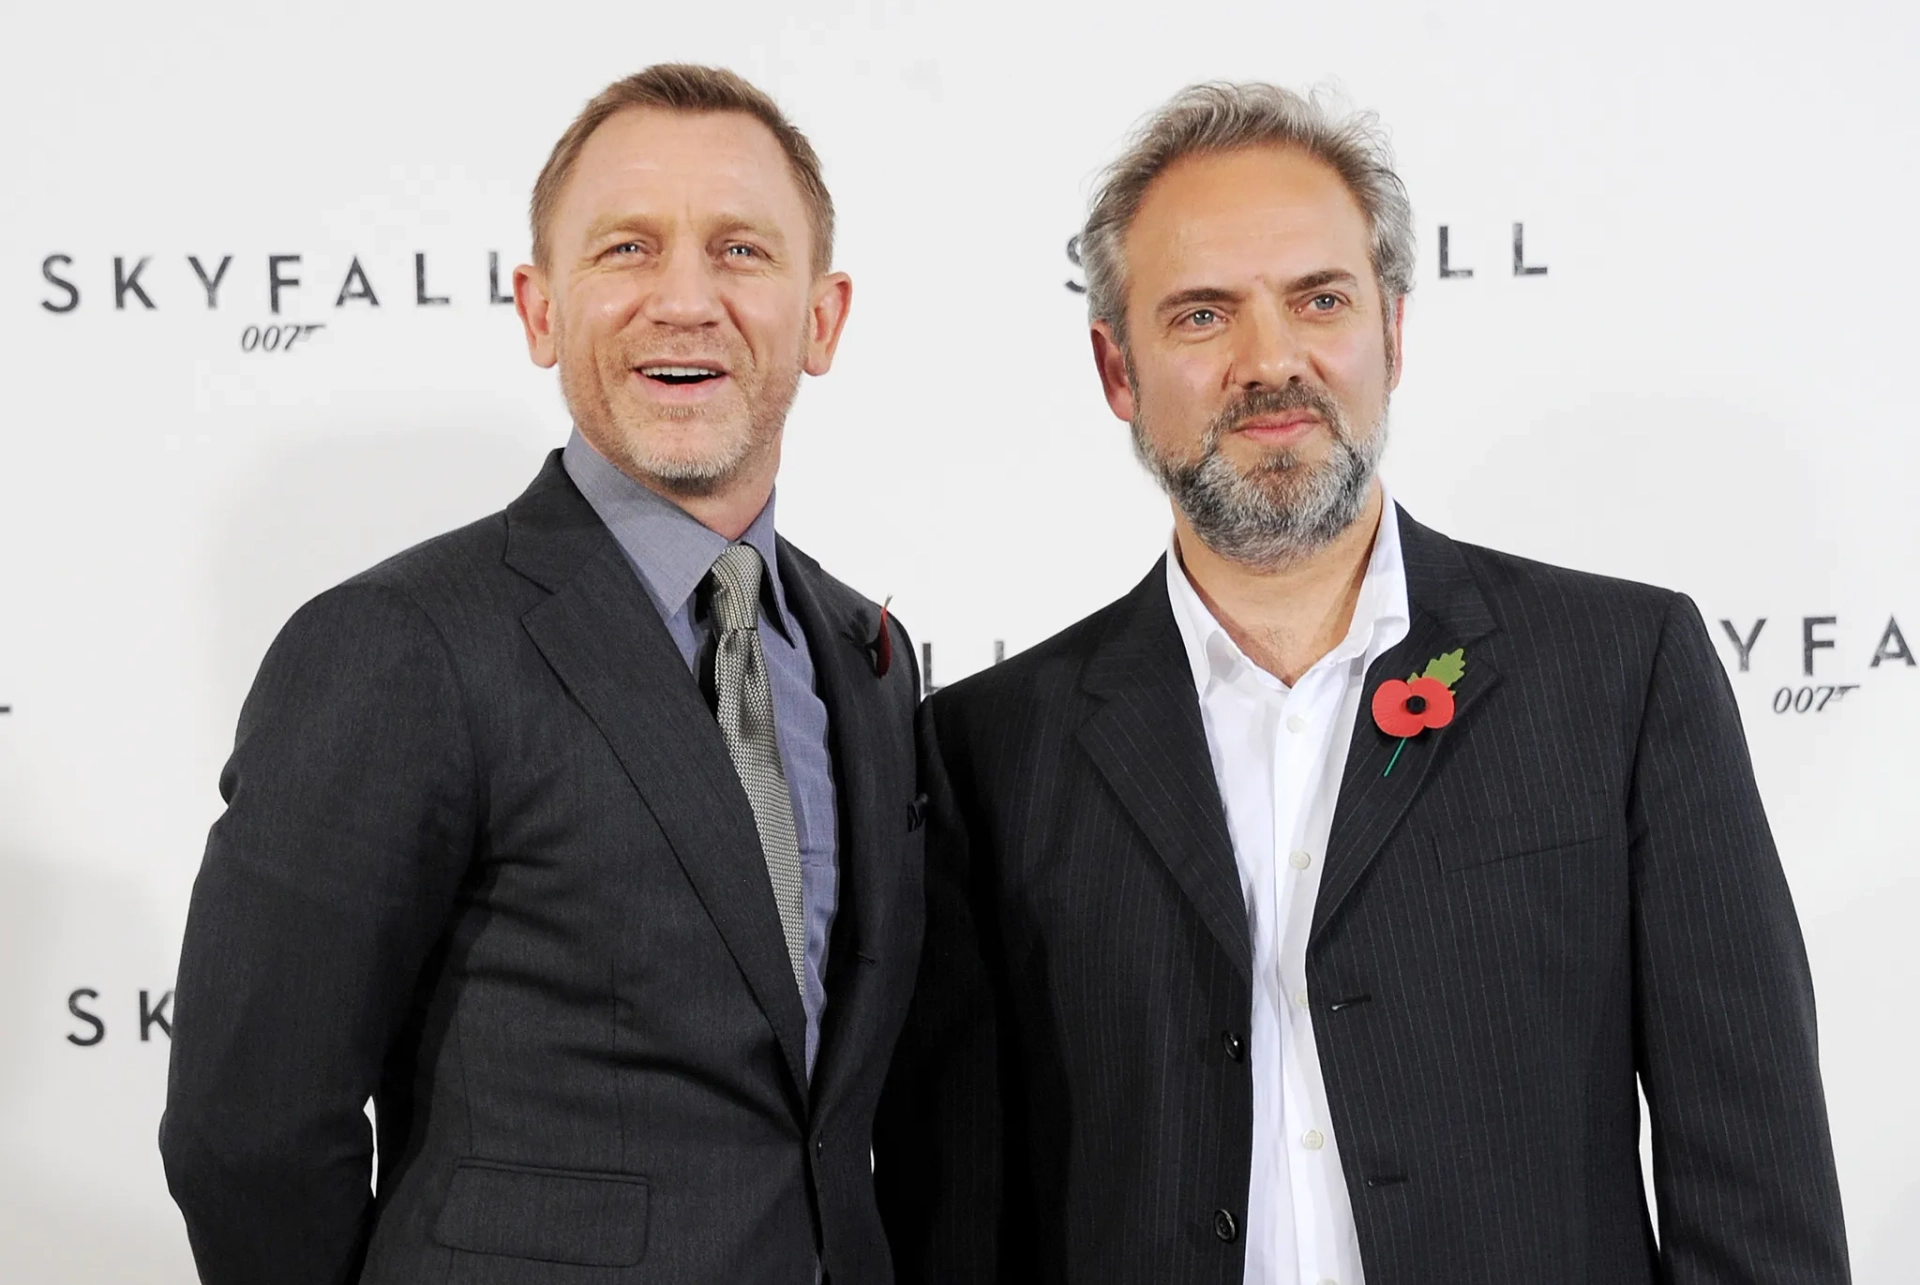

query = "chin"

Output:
[[628, 445, 745, 486], [617, 431, 754, 492]]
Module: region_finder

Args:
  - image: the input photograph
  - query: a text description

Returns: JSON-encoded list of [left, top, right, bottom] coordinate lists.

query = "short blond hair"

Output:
[[530, 64, 835, 274]]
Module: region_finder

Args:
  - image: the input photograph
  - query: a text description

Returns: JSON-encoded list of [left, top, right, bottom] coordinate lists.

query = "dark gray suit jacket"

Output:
[[161, 452, 925, 1284], [875, 509, 1848, 1285]]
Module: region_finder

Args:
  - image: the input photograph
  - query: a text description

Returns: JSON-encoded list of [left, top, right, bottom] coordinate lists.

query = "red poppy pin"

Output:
[[1372, 648, 1466, 777], [869, 596, 894, 678]]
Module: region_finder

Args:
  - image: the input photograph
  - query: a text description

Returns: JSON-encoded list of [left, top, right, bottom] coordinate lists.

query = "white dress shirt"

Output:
[[1164, 491, 1410, 1285]]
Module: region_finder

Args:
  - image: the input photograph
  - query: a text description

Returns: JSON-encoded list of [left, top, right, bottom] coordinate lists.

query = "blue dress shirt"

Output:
[[563, 429, 839, 1077]]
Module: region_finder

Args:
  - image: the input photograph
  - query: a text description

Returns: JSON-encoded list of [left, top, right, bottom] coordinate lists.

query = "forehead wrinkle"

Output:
[[580, 207, 789, 247], [560, 111, 811, 259], [1125, 147, 1374, 297]]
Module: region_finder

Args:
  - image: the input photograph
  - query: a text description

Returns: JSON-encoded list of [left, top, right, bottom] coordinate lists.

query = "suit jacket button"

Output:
[[814, 1136, 826, 1157], [1222, 1031, 1246, 1062], [1213, 1209, 1239, 1242]]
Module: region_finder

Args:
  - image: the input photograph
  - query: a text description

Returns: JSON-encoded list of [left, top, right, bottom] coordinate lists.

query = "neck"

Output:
[[635, 470, 775, 543], [1174, 481, 1385, 686]]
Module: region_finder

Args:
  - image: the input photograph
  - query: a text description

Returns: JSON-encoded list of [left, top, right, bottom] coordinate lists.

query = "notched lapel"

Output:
[[513, 500, 810, 1099], [1313, 512, 1503, 943], [778, 547, 913, 1109], [1078, 565, 1251, 983]]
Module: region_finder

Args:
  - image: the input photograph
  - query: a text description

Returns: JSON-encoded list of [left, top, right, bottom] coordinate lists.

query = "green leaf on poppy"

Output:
[[1420, 648, 1468, 688]]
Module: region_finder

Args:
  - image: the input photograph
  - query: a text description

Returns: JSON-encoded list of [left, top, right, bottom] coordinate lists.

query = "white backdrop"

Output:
[[3, 0, 1916, 1278]]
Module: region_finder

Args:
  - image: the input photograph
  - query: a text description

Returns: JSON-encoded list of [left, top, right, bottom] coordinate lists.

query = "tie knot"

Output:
[[706, 543, 765, 633]]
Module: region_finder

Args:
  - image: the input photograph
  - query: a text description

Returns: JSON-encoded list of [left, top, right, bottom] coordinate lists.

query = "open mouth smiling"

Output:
[[637, 362, 727, 387]]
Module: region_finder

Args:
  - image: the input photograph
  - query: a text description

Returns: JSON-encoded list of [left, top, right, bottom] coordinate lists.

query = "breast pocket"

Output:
[[432, 1159, 649, 1267], [1421, 793, 1629, 1017], [1427, 788, 1621, 873]]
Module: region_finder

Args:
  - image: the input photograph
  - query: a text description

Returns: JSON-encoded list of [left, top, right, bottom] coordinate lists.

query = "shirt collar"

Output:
[[561, 427, 792, 636], [1165, 482, 1411, 695]]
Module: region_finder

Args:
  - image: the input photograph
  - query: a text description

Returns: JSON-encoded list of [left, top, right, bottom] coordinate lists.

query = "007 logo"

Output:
[[1716, 613, 1912, 715]]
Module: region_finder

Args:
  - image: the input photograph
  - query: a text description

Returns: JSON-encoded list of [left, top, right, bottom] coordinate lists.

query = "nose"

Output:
[[641, 241, 725, 329], [1233, 298, 1309, 390]]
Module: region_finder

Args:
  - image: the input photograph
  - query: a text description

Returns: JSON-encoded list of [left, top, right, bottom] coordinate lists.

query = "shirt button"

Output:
[[1294, 989, 1311, 1010], [1303, 1129, 1325, 1151], [1213, 1208, 1239, 1242], [1221, 1030, 1246, 1062], [1286, 714, 1310, 733], [1290, 849, 1313, 870]]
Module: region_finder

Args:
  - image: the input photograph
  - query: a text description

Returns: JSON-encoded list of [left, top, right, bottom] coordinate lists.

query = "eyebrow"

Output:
[[582, 214, 659, 246], [710, 215, 789, 250], [1154, 286, 1242, 316], [580, 212, 790, 251], [1288, 269, 1361, 294], [1153, 269, 1363, 316]]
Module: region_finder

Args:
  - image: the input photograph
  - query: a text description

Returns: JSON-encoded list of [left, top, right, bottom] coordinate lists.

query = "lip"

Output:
[[1232, 413, 1321, 444], [629, 364, 734, 406]]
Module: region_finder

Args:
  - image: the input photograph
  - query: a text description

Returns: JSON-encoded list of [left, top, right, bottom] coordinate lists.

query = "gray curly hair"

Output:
[[1080, 82, 1415, 348]]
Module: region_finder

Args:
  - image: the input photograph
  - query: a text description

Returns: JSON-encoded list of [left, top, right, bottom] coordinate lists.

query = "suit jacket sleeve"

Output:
[[160, 583, 478, 1285], [1630, 593, 1850, 1283], [875, 696, 1015, 1284]]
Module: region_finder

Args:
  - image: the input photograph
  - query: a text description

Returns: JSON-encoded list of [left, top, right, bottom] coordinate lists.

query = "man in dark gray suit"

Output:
[[162, 65, 924, 1284], [875, 83, 1849, 1284]]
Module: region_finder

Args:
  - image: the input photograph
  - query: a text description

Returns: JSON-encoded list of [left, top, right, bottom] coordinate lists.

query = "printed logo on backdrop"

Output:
[[1063, 222, 1551, 292], [37, 222, 1547, 346], [1715, 614, 1914, 716], [66, 987, 173, 1047], [37, 250, 518, 352], [919, 639, 1007, 696]]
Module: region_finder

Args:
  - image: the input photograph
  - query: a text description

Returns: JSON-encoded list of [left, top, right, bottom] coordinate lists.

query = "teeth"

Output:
[[641, 365, 720, 377]]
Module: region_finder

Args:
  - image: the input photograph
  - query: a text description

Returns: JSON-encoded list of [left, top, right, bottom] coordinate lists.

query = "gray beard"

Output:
[[1131, 383, 1387, 570]]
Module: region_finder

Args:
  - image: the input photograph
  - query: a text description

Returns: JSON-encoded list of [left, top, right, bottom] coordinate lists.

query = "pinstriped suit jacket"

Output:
[[162, 454, 925, 1285], [874, 508, 1848, 1285]]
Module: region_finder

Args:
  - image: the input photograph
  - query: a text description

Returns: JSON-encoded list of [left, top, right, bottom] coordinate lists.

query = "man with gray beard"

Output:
[[874, 83, 1848, 1285]]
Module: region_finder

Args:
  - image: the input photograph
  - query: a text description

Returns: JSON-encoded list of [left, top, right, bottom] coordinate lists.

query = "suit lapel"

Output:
[[1312, 508, 1502, 943], [1077, 562, 1251, 983], [504, 453, 810, 1098], [777, 544, 911, 1113]]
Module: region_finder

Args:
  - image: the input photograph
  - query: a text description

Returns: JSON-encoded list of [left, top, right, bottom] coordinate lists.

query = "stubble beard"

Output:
[[1131, 378, 1389, 570], [559, 327, 806, 500]]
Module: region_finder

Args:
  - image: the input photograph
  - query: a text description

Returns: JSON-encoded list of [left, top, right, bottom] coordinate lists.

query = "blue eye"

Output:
[[726, 244, 760, 258], [1309, 294, 1340, 310], [1187, 309, 1218, 326]]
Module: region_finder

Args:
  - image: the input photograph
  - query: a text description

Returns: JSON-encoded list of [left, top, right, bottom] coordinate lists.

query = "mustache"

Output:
[[621, 341, 746, 363], [1204, 384, 1346, 445]]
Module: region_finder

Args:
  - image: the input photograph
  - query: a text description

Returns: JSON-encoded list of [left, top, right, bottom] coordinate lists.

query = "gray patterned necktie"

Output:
[[704, 543, 806, 993]]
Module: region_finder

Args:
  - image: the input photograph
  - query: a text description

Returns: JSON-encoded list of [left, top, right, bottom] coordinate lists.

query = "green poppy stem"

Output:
[[1382, 737, 1408, 778]]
